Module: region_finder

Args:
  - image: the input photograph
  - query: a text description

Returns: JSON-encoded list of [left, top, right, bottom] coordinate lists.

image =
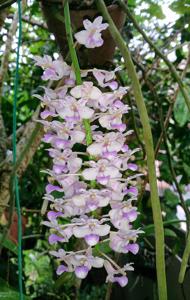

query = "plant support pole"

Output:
[[96, 1, 167, 299]]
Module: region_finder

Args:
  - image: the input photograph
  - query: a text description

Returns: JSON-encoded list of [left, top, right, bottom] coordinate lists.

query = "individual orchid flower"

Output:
[[48, 226, 73, 245], [81, 67, 121, 90], [109, 201, 138, 229], [69, 249, 104, 278], [87, 131, 125, 158], [90, 68, 120, 90], [42, 211, 66, 235], [82, 159, 122, 185], [109, 230, 140, 254], [70, 81, 102, 103], [33, 55, 72, 81], [54, 96, 94, 123], [99, 102, 130, 132], [51, 248, 104, 279], [42, 120, 86, 146], [47, 148, 82, 174], [72, 216, 110, 246], [74, 16, 108, 48], [104, 260, 134, 287], [71, 189, 110, 212]]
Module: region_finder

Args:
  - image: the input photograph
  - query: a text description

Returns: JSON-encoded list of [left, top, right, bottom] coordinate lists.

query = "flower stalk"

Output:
[[96, 1, 167, 299], [64, 1, 92, 145]]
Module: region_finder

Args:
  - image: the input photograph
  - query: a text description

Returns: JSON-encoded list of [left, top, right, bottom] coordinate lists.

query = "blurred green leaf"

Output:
[[164, 189, 179, 207], [174, 90, 190, 126], [93, 240, 111, 256], [170, 0, 190, 14], [0, 234, 18, 255], [164, 228, 177, 237], [0, 278, 31, 300], [146, 3, 165, 19], [55, 272, 75, 290]]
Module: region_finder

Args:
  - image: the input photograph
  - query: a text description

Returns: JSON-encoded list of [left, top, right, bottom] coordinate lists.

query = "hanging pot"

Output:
[[3, 210, 27, 244], [40, 1, 126, 66]]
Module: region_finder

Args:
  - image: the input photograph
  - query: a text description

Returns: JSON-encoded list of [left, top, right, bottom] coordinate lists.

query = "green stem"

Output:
[[97, 1, 167, 299], [118, 0, 190, 113], [179, 231, 190, 283], [63, 1, 92, 145]]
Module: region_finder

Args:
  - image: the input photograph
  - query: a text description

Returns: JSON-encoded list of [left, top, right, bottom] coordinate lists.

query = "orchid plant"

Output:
[[34, 15, 141, 287]]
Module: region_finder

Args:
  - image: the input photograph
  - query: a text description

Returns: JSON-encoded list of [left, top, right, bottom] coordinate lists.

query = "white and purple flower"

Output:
[[74, 16, 108, 48]]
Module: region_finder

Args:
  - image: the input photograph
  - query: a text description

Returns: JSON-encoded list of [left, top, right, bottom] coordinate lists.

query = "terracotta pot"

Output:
[[40, 1, 126, 66], [4, 210, 27, 244]]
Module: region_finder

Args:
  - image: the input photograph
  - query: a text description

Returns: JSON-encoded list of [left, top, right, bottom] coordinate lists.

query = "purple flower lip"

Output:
[[48, 234, 65, 245], [53, 164, 67, 174], [127, 163, 138, 171], [65, 115, 80, 122], [113, 100, 124, 108], [75, 266, 89, 279], [114, 275, 128, 287], [54, 138, 68, 148], [102, 151, 117, 160], [121, 145, 129, 152], [43, 133, 54, 143], [123, 186, 138, 196], [64, 78, 75, 85], [97, 175, 110, 185], [123, 210, 137, 222], [47, 211, 63, 221], [111, 123, 126, 132], [45, 184, 63, 194], [40, 110, 55, 119], [125, 243, 139, 255], [108, 81, 118, 90], [56, 264, 68, 275], [84, 234, 99, 246]]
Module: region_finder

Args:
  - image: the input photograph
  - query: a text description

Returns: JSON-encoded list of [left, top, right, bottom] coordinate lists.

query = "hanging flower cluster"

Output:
[[34, 16, 141, 287]]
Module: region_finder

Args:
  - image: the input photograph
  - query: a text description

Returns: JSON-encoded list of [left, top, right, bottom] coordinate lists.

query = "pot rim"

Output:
[[40, 1, 120, 12]]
